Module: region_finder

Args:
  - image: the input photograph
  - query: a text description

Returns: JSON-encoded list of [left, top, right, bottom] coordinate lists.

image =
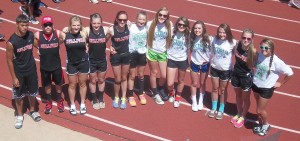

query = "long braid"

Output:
[[261, 38, 275, 78], [267, 49, 274, 78]]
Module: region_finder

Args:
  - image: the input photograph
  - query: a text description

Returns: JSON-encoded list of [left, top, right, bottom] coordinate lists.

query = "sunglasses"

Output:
[[158, 13, 168, 18], [177, 23, 186, 27], [118, 19, 128, 22], [242, 37, 252, 41], [43, 23, 53, 27], [260, 46, 271, 51]]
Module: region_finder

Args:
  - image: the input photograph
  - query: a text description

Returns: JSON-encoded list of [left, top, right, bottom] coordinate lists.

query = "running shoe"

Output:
[[120, 98, 127, 109], [253, 124, 262, 135], [80, 105, 87, 114], [30, 17, 39, 24], [128, 97, 136, 107], [15, 116, 24, 129], [198, 101, 204, 111], [215, 111, 224, 120], [258, 125, 271, 136], [0, 34, 5, 40], [69, 108, 77, 116], [29, 111, 41, 122], [92, 98, 100, 110], [89, 0, 99, 4], [57, 98, 65, 112], [99, 101, 105, 109], [153, 94, 164, 105], [113, 97, 119, 108], [44, 100, 52, 114], [174, 100, 180, 108], [139, 94, 147, 105], [19, 6, 29, 17], [208, 110, 216, 118], [191, 103, 198, 112], [168, 89, 175, 103], [159, 88, 168, 101], [231, 115, 239, 124], [234, 117, 245, 128]]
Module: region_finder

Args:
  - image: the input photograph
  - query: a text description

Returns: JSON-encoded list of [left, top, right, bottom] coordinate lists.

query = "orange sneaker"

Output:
[[139, 94, 147, 105], [128, 97, 137, 107]]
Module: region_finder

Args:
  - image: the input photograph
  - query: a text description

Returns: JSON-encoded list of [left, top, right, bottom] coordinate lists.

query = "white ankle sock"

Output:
[[70, 104, 76, 109], [198, 93, 205, 104], [80, 103, 86, 108], [191, 95, 197, 104]]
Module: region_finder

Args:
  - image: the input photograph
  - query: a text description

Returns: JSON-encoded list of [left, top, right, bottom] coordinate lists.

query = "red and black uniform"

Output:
[[64, 32, 89, 74], [8, 31, 38, 99], [88, 26, 107, 73], [38, 30, 64, 87], [231, 42, 252, 91], [110, 25, 130, 66]]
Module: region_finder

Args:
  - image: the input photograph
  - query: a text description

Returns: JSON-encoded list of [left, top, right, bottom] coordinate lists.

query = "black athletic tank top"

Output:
[[38, 30, 61, 71], [233, 42, 251, 74], [111, 25, 129, 54], [64, 32, 88, 64], [88, 26, 106, 61], [8, 31, 36, 76]]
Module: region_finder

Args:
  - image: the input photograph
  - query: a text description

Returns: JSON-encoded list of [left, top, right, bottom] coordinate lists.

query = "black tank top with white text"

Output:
[[64, 32, 88, 64], [8, 31, 36, 76], [38, 30, 61, 71], [88, 26, 106, 61], [111, 25, 129, 54], [233, 42, 251, 74]]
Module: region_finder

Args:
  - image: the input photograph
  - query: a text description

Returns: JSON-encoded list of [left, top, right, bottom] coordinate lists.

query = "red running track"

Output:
[[0, 0, 300, 140]]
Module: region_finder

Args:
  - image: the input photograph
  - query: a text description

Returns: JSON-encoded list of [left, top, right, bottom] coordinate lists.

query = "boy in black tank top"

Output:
[[6, 14, 41, 129], [34, 16, 65, 114]]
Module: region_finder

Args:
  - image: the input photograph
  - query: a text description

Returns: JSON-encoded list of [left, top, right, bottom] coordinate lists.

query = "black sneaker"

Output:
[[158, 88, 168, 101], [258, 125, 271, 136], [19, 6, 29, 17], [253, 124, 262, 135], [0, 34, 4, 40]]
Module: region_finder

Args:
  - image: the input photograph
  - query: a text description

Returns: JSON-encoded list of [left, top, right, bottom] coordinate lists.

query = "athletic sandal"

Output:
[[15, 116, 24, 129], [139, 94, 147, 105], [99, 101, 105, 109], [231, 115, 239, 124], [120, 98, 127, 110], [113, 97, 119, 108], [258, 125, 271, 136], [208, 110, 216, 118], [215, 112, 224, 120], [29, 111, 41, 122], [234, 117, 245, 128], [192, 103, 198, 112], [128, 97, 137, 107]]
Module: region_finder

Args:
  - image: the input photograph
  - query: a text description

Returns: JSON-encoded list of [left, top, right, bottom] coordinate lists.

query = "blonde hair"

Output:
[[147, 7, 172, 49], [260, 38, 275, 78], [242, 29, 256, 69], [69, 15, 87, 40]]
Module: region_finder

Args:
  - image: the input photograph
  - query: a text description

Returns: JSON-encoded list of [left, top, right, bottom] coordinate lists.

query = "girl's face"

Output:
[[260, 43, 272, 57], [136, 14, 146, 27], [193, 24, 203, 37], [91, 18, 101, 31], [117, 14, 128, 28], [218, 27, 226, 40], [157, 10, 168, 24], [177, 20, 186, 33], [70, 21, 81, 33], [241, 32, 252, 47]]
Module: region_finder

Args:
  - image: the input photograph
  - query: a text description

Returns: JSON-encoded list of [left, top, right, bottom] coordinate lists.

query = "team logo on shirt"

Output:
[[17, 44, 33, 53]]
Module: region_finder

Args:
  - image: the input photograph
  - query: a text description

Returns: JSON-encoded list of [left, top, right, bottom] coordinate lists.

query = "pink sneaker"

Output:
[[234, 117, 245, 128], [231, 115, 239, 124]]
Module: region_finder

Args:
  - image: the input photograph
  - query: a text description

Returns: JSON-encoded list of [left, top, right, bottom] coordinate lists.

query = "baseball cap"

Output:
[[41, 16, 53, 25]]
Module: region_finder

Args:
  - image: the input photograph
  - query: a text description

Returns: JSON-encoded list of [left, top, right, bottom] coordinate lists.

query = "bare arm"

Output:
[[6, 42, 19, 87], [33, 32, 39, 49]]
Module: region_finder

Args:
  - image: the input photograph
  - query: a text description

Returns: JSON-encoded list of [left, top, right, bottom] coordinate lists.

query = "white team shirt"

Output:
[[211, 37, 237, 71], [253, 53, 293, 88], [146, 21, 172, 53], [167, 32, 188, 61], [129, 23, 147, 54], [191, 36, 213, 65]]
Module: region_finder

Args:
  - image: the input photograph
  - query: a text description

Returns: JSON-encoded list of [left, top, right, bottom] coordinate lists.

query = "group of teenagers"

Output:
[[6, 7, 293, 137]]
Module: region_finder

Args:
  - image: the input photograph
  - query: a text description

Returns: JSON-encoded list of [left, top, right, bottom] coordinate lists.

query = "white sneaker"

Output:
[[174, 101, 180, 108], [198, 102, 204, 111], [80, 105, 87, 114], [192, 103, 198, 112], [168, 95, 174, 103], [15, 116, 24, 129], [106, 0, 112, 2], [89, 0, 99, 4], [153, 94, 164, 105]]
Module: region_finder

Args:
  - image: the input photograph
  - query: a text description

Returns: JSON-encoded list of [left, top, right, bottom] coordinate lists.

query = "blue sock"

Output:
[[212, 101, 218, 111], [219, 103, 225, 113]]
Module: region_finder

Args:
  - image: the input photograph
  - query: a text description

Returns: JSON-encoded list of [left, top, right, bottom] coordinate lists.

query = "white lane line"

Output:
[[110, 1, 300, 45], [1, 82, 300, 135], [186, 0, 300, 24], [0, 85, 170, 141]]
